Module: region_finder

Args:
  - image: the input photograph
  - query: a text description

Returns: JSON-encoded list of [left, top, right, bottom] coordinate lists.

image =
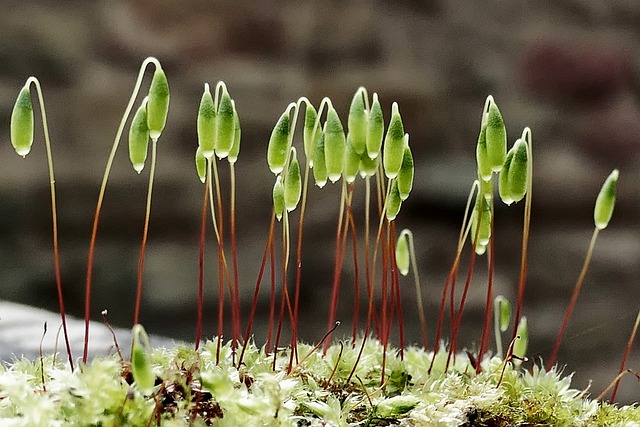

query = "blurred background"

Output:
[[0, 0, 639, 403]]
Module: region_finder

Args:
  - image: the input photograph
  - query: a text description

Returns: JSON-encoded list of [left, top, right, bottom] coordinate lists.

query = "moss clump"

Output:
[[0, 338, 638, 426]]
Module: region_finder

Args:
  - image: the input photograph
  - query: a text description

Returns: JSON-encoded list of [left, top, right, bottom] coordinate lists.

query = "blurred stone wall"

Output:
[[0, 0, 639, 401]]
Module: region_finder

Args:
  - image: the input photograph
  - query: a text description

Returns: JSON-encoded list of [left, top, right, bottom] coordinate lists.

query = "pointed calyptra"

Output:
[[284, 149, 302, 212], [324, 106, 346, 183], [344, 134, 360, 184], [197, 83, 216, 159], [594, 169, 619, 230], [267, 109, 291, 174], [476, 123, 492, 182], [131, 324, 155, 394], [303, 102, 319, 166], [366, 93, 384, 159], [273, 175, 285, 221], [227, 100, 241, 164], [513, 316, 528, 360], [386, 180, 402, 221], [10, 83, 34, 157], [396, 229, 410, 276], [128, 97, 150, 174], [146, 66, 170, 141], [359, 151, 379, 178], [215, 89, 235, 159], [195, 146, 207, 183], [348, 87, 367, 155], [506, 138, 529, 204], [313, 132, 328, 187], [498, 145, 515, 205], [383, 102, 405, 179], [485, 97, 507, 172], [397, 139, 414, 200]]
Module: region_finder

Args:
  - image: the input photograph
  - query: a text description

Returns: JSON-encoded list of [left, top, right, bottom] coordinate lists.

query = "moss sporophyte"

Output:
[[1, 57, 638, 426]]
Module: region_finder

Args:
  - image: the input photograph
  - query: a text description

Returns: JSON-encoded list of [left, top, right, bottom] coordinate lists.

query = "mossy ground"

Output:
[[1, 338, 638, 426]]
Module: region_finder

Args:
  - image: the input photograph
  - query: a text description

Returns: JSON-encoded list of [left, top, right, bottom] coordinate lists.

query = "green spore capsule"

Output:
[[128, 98, 150, 174], [507, 138, 529, 203], [366, 93, 384, 159], [470, 195, 491, 252], [344, 134, 360, 184], [10, 84, 34, 157], [146, 66, 170, 141], [324, 106, 346, 183], [476, 123, 492, 182], [348, 87, 367, 155], [284, 149, 302, 212], [195, 146, 207, 183], [498, 146, 515, 205], [273, 175, 285, 221], [197, 83, 216, 159], [396, 230, 410, 276], [227, 100, 241, 164], [386, 180, 402, 221], [513, 316, 528, 361], [313, 132, 328, 187], [383, 102, 405, 179], [397, 140, 414, 200], [359, 151, 379, 178], [485, 98, 507, 172], [267, 109, 291, 175], [594, 169, 619, 230], [303, 102, 319, 166], [131, 324, 154, 394], [495, 295, 511, 333], [215, 89, 235, 159]]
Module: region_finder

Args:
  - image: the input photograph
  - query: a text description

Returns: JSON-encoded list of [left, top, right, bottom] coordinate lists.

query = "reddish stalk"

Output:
[[229, 163, 241, 343], [546, 228, 600, 371], [389, 222, 404, 360], [133, 139, 158, 326], [266, 230, 276, 351], [26, 78, 74, 369], [345, 198, 361, 343], [477, 218, 496, 373], [195, 181, 209, 350], [610, 310, 640, 402], [238, 213, 276, 366]]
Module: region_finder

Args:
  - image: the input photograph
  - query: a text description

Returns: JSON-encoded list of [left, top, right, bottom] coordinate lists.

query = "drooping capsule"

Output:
[[146, 66, 170, 141], [386, 180, 403, 221], [313, 132, 328, 187], [397, 140, 414, 200], [227, 100, 241, 164], [359, 151, 379, 178], [366, 93, 384, 159], [324, 106, 346, 183], [267, 109, 291, 175], [303, 102, 319, 166], [348, 87, 367, 155], [506, 138, 529, 204], [343, 134, 360, 184], [131, 324, 155, 394], [10, 84, 34, 157], [396, 229, 410, 276], [383, 102, 405, 179], [128, 98, 150, 174], [498, 145, 515, 205], [195, 146, 207, 183], [476, 123, 492, 182], [594, 169, 619, 230], [284, 149, 302, 212], [215, 89, 235, 159], [485, 97, 507, 173], [470, 195, 492, 253], [273, 175, 285, 221], [197, 83, 216, 159]]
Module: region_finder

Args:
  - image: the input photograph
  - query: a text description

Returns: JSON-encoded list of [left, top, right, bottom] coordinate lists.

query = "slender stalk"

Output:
[[83, 57, 160, 363], [26, 77, 73, 370], [133, 139, 158, 326], [195, 181, 209, 350], [546, 227, 600, 370], [610, 310, 640, 402], [403, 230, 428, 350], [345, 195, 361, 343], [477, 212, 496, 373], [389, 222, 404, 360], [229, 162, 241, 342]]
